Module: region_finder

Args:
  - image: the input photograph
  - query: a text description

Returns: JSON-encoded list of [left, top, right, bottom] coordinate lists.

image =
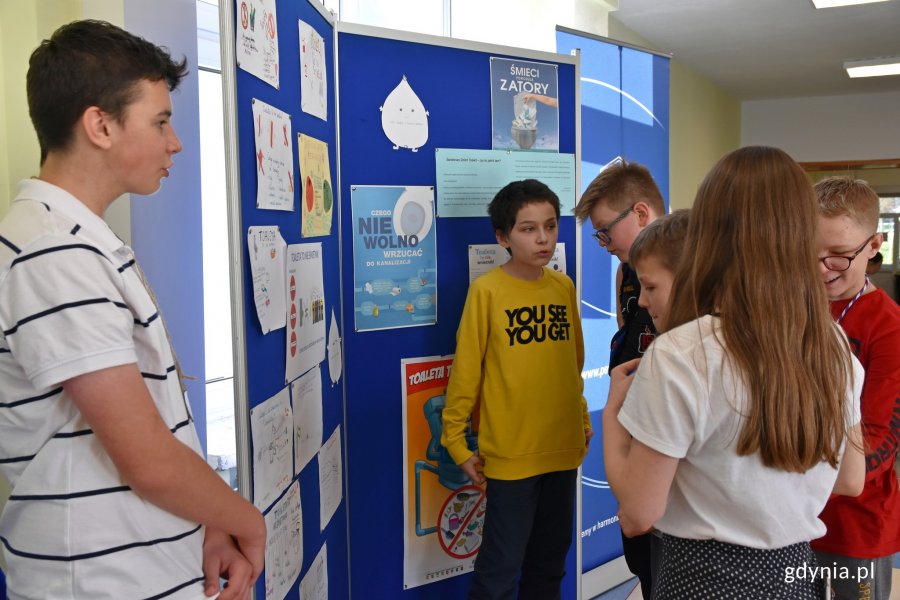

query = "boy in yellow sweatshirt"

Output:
[[442, 179, 592, 600]]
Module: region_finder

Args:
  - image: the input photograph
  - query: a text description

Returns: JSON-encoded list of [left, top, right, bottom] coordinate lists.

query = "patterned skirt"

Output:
[[654, 534, 826, 599]]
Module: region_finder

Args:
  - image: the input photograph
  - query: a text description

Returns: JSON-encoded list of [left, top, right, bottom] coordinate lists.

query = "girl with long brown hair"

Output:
[[602, 146, 865, 598]]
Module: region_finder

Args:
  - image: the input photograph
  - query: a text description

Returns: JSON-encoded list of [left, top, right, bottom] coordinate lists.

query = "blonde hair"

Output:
[[629, 209, 690, 273], [574, 159, 665, 221], [815, 176, 880, 231], [666, 146, 853, 472]]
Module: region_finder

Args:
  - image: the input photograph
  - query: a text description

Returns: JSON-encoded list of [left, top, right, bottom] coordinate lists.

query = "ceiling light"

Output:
[[811, 0, 889, 7], [844, 57, 900, 78]]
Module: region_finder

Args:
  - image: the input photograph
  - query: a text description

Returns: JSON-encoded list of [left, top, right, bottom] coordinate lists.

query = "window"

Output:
[[878, 195, 899, 270]]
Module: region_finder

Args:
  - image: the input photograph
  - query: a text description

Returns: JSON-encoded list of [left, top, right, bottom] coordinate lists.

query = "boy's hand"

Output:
[[203, 527, 253, 600], [585, 428, 594, 449], [607, 358, 641, 414], [233, 512, 267, 589], [460, 454, 486, 485]]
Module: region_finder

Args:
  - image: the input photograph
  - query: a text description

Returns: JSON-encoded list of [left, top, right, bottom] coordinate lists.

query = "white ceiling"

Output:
[[610, 0, 900, 100]]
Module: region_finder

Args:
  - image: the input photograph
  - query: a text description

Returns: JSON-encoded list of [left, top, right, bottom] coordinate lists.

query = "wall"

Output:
[[742, 91, 900, 163], [607, 18, 741, 210]]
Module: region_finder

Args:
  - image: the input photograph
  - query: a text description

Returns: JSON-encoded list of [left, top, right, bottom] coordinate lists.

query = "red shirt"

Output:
[[812, 288, 900, 559]]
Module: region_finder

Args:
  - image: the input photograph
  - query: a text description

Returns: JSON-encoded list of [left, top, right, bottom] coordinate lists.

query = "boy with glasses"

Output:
[[812, 176, 900, 600], [573, 159, 665, 599]]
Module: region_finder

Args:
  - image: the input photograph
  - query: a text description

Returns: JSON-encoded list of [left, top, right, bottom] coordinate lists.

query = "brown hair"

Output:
[[815, 176, 880, 231], [666, 146, 853, 472], [629, 209, 690, 273], [574, 159, 665, 221]]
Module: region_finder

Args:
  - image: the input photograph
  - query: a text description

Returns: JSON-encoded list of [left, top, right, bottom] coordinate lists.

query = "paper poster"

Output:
[[402, 356, 484, 589], [248, 226, 287, 333], [252, 100, 294, 210], [327, 309, 342, 385], [435, 148, 575, 217], [319, 425, 343, 531], [291, 365, 323, 475], [351, 186, 437, 332], [299, 20, 327, 121], [298, 134, 333, 237], [490, 57, 558, 151], [300, 543, 328, 600], [468, 243, 566, 283], [236, 0, 280, 89], [284, 243, 326, 384], [251, 387, 293, 511], [380, 76, 429, 152], [264, 481, 303, 600]]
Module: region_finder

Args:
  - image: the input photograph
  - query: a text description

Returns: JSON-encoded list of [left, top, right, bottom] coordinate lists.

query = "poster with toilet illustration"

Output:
[[401, 356, 485, 589], [490, 57, 558, 152], [350, 186, 437, 332]]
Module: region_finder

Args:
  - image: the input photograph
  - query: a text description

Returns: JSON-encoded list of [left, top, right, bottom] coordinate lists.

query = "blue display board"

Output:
[[338, 25, 579, 598], [555, 27, 670, 580], [229, 2, 348, 598]]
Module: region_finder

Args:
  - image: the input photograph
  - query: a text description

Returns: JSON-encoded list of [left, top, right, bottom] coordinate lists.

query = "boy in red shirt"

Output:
[[812, 176, 900, 600]]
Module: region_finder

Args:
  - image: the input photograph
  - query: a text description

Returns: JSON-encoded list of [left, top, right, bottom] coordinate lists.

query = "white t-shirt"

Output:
[[0, 180, 205, 599], [618, 314, 863, 549]]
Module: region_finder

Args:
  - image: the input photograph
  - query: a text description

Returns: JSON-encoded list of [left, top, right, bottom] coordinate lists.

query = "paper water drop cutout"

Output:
[[380, 75, 429, 152]]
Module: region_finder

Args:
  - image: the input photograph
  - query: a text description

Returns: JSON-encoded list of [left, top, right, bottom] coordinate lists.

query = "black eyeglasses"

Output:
[[820, 234, 876, 272], [591, 206, 634, 244]]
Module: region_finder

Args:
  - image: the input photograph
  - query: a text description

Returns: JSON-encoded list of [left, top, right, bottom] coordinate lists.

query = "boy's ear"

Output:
[[633, 201, 653, 227], [495, 229, 509, 247], [867, 232, 884, 257], [80, 106, 114, 150]]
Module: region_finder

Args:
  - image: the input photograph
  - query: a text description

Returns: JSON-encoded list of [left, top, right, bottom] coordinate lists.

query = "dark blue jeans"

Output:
[[469, 469, 577, 600]]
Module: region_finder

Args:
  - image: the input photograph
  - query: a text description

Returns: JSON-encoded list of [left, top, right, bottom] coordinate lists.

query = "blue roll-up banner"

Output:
[[556, 27, 670, 580]]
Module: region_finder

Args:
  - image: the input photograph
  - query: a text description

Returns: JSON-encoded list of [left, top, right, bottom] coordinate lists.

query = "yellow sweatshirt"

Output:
[[441, 266, 591, 480]]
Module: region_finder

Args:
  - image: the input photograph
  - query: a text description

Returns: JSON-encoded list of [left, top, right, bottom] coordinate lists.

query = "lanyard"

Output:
[[835, 276, 869, 326]]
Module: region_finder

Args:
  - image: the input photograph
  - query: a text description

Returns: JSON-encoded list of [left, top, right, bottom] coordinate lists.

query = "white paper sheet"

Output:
[[264, 481, 303, 600], [252, 99, 294, 211], [251, 387, 293, 511], [291, 365, 323, 475], [235, 0, 280, 88], [285, 243, 327, 383], [300, 542, 328, 600], [327, 309, 342, 384], [467, 243, 566, 283], [380, 76, 429, 151], [248, 226, 287, 333], [319, 425, 343, 531], [299, 20, 327, 121]]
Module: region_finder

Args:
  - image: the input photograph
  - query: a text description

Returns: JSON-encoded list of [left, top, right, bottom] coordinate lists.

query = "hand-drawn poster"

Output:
[[402, 356, 484, 589], [264, 481, 303, 600], [252, 100, 294, 211], [300, 543, 328, 600], [351, 186, 437, 332], [291, 365, 323, 475], [251, 387, 293, 511], [490, 57, 558, 151], [236, 0, 280, 89], [248, 226, 287, 333], [299, 20, 327, 121], [319, 425, 343, 531], [284, 243, 326, 383], [298, 134, 333, 237]]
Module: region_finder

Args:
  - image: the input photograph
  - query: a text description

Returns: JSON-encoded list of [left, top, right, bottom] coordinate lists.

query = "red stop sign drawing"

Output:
[[290, 331, 297, 357], [290, 303, 297, 330], [290, 275, 296, 302]]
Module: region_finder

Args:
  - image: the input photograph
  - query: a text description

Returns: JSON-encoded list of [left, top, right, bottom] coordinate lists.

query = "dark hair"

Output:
[[27, 20, 188, 163], [488, 179, 560, 234], [629, 209, 690, 272], [869, 251, 884, 266], [574, 158, 665, 221]]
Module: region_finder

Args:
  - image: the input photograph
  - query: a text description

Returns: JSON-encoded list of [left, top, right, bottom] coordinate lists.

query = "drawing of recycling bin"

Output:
[[414, 394, 478, 536]]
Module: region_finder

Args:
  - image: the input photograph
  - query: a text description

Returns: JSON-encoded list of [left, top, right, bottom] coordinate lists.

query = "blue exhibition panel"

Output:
[[338, 27, 579, 598], [231, 1, 348, 599], [556, 27, 670, 577]]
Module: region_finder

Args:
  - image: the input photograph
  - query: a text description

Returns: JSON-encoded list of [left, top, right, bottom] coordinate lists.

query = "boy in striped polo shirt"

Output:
[[0, 20, 264, 599]]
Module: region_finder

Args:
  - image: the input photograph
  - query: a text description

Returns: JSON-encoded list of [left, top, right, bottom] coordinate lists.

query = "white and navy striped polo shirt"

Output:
[[0, 179, 206, 599]]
